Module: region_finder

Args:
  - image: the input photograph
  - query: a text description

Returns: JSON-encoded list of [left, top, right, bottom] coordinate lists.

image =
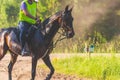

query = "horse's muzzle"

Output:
[[67, 30, 75, 38]]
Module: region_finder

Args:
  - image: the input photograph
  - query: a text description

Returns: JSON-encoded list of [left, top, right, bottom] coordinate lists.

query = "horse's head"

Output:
[[60, 5, 75, 38], [38, 5, 75, 39]]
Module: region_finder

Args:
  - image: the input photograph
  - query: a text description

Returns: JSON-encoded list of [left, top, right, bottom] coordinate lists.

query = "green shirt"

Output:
[[19, 0, 37, 24]]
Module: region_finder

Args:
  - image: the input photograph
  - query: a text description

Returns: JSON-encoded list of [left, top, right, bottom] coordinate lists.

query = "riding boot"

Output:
[[20, 33, 29, 56]]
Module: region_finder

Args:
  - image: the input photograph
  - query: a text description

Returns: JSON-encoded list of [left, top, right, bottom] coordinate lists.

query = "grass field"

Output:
[[47, 55, 120, 80]]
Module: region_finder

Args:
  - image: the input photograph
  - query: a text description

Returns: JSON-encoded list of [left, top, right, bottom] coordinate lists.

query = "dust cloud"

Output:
[[59, 0, 120, 38]]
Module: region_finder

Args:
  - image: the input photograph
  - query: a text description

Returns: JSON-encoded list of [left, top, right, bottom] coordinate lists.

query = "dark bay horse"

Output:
[[0, 5, 74, 80]]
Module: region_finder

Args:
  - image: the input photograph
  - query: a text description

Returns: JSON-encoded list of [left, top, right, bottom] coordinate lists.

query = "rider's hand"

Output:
[[36, 17, 41, 24]]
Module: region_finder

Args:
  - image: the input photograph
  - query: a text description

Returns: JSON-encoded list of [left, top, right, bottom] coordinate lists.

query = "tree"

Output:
[[37, 0, 60, 21], [5, 3, 19, 25], [0, 0, 20, 27]]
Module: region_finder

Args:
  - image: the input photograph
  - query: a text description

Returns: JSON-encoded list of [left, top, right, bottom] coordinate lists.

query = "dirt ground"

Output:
[[0, 54, 84, 80]]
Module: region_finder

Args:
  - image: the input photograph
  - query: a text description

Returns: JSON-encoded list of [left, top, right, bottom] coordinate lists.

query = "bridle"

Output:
[[40, 11, 73, 59], [41, 13, 67, 59], [51, 11, 73, 48]]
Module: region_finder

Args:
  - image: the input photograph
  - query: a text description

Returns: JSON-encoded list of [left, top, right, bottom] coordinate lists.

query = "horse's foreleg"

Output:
[[0, 30, 9, 60], [42, 55, 54, 80], [8, 53, 18, 80], [31, 56, 38, 80], [0, 44, 8, 60], [0, 49, 7, 60]]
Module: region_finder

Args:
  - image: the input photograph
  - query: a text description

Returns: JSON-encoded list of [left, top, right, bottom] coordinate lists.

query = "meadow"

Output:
[[47, 55, 120, 80]]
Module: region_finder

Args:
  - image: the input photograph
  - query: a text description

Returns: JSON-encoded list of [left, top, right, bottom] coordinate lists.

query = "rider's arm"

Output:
[[21, 2, 36, 20]]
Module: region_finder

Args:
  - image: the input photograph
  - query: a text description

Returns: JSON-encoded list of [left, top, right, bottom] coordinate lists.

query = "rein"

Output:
[[52, 29, 67, 48], [41, 13, 68, 59], [41, 29, 67, 59], [47, 12, 68, 48]]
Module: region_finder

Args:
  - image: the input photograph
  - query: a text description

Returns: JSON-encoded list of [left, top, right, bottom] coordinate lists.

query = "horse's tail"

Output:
[[0, 30, 9, 60]]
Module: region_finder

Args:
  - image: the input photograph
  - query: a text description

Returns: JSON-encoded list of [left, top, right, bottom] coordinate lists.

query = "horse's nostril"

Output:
[[67, 32, 74, 38]]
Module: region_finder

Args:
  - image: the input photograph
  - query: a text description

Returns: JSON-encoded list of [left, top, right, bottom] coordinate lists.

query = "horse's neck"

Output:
[[43, 19, 60, 43], [41, 11, 62, 44]]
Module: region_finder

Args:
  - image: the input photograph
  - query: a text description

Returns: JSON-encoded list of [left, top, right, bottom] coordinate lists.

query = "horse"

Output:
[[0, 5, 75, 80]]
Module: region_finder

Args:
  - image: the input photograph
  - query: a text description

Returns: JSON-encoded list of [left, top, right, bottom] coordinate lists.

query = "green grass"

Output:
[[50, 56, 120, 80]]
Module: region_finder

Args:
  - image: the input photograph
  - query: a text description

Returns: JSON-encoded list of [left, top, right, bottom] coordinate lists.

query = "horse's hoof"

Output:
[[45, 76, 50, 80]]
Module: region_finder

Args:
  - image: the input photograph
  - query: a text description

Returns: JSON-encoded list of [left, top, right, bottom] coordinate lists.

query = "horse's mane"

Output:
[[42, 11, 62, 27]]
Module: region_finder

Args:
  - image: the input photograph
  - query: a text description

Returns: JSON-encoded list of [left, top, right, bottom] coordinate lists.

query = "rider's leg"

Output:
[[19, 21, 29, 56], [20, 29, 27, 54]]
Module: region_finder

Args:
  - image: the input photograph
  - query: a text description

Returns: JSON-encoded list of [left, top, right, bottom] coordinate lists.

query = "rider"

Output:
[[19, 0, 40, 56]]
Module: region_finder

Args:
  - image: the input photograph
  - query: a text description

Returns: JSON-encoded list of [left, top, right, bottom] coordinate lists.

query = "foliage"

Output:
[[0, 0, 20, 27], [53, 34, 120, 53], [5, 2, 19, 26], [35, 0, 60, 21]]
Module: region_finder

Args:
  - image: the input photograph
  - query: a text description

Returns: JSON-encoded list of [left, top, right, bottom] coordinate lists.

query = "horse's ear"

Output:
[[65, 5, 69, 12], [69, 6, 73, 12]]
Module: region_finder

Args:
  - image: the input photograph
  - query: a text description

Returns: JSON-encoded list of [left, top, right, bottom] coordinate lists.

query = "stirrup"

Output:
[[21, 49, 29, 56]]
